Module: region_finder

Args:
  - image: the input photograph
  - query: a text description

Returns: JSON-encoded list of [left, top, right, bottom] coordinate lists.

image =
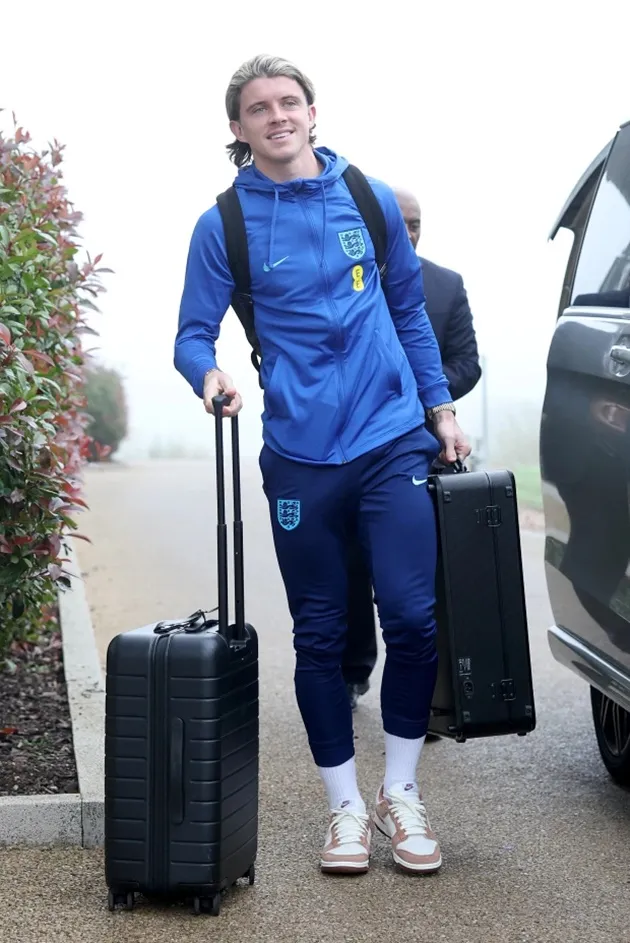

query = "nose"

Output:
[[268, 103, 287, 124]]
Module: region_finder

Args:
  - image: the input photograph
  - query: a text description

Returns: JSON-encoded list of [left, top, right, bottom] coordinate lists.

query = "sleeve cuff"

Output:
[[192, 360, 218, 399], [418, 382, 453, 411]]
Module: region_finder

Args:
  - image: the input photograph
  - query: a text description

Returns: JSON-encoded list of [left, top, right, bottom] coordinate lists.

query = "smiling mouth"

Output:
[[267, 130, 293, 141]]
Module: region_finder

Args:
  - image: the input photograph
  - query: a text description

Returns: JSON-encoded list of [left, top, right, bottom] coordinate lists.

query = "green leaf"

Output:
[[78, 297, 101, 313], [37, 379, 63, 397], [14, 229, 36, 246], [32, 230, 58, 247]]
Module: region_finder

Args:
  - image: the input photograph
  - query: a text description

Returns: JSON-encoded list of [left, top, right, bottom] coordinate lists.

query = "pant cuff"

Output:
[[382, 713, 429, 740], [311, 742, 355, 769]]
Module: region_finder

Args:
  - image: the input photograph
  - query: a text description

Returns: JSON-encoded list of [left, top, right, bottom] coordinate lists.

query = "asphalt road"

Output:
[[2, 457, 630, 943]]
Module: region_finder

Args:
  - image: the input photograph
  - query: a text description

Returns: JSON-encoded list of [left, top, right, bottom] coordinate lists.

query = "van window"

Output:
[[571, 126, 630, 309]]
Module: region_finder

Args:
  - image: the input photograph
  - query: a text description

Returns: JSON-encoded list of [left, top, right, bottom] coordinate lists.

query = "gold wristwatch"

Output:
[[426, 402, 456, 419]]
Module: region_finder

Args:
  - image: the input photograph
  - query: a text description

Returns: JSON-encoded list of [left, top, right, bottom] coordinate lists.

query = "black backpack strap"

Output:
[[216, 186, 262, 377], [342, 165, 388, 281]]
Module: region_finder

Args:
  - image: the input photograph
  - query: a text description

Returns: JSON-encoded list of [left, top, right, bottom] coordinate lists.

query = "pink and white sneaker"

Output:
[[320, 805, 372, 874], [373, 783, 442, 873]]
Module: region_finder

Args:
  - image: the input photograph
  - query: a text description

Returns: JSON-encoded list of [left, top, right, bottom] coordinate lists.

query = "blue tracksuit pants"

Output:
[[260, 426, 440, 768]]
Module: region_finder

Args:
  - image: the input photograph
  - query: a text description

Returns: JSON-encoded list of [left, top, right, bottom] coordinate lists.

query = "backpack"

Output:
[[215, 165, 388, 383]]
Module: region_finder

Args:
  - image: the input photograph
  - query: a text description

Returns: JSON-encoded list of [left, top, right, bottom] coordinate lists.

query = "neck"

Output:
[[253, 146, 321, 183]]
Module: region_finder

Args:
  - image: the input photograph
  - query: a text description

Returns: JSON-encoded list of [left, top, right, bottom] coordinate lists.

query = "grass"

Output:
[[511, 464, 543, 511]]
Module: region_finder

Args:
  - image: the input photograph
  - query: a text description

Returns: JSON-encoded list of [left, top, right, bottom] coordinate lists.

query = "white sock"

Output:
[[384, 733, 426, 794], [318, 757, 366, 813]]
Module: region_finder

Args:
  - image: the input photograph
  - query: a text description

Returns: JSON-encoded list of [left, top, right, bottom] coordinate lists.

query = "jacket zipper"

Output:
[[301, 197, 349, 462]]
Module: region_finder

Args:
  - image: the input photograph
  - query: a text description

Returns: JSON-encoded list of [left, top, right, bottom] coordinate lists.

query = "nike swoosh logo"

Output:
[[263, 256, 289, 272], [412, 477, 427, 486]]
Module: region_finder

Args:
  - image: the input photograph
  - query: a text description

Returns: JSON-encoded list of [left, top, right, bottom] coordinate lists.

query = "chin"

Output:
[[268, 136, 306, 160]]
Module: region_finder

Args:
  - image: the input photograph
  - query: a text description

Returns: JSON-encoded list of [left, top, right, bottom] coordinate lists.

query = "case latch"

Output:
[[485, 505, 502, 527]]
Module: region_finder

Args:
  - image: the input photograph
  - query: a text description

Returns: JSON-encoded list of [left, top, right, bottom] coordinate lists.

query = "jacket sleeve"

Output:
[[373, 181, 452, 410], [173, 207, 235, 398], [441, 275, 482, 401]]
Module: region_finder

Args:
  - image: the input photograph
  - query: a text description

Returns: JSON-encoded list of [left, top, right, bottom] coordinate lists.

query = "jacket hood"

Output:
[[232, 148, 348, 271], [234, 147, 348, 194]]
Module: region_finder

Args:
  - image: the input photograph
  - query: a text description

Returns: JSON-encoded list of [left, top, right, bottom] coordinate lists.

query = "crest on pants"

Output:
[[277, 499, 301, 531], [338, 228, 366, 260]]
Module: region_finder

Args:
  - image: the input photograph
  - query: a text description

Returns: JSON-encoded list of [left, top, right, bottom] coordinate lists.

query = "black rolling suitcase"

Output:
[[104, 395, 258, 916], [427, 464, 536, 742]]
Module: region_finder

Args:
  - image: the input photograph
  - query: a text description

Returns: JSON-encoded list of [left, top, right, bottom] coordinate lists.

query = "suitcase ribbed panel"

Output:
[[104, 622, 259, 896]]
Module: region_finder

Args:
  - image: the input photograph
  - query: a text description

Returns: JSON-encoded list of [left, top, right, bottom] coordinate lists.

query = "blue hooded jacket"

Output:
[[174, 147, 452, 465]]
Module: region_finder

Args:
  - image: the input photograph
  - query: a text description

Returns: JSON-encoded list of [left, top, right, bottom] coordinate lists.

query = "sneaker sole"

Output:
[[373, 815, 442, 874], [320, 859, 370, 875]]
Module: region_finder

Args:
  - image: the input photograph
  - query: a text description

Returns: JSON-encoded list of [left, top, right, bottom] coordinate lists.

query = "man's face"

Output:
[[231, 76, 316, 168], [395, 190, 421, 250]]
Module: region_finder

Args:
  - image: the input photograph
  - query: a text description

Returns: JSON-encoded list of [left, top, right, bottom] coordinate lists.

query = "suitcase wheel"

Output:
[[245, 864, 255, 886], [193, 893, 221, 917], [108, 890, 134, 912]]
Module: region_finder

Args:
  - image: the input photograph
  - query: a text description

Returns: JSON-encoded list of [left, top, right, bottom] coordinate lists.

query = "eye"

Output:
[[284, 99, 299, 108]]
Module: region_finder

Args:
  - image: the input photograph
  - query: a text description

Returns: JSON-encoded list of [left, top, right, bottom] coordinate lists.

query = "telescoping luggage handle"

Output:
[[152, 395, 245, 641], [212, 393, 246, 643]]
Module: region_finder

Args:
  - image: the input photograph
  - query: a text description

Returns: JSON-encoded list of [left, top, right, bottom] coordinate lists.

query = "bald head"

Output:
[[394, 188, 421, 250]]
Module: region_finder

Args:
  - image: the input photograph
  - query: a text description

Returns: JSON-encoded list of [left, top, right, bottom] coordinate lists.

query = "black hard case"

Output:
[[427, 467, 536, 742], [104, 398, 258, 916]]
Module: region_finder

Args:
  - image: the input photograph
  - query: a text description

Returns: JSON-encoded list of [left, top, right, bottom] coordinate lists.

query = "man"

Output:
[[343, 188, 482, 710], [174, 54, 470, 877]]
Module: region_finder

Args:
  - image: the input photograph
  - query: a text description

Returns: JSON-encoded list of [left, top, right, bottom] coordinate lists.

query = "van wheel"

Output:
[[590, 687, 630, 785]]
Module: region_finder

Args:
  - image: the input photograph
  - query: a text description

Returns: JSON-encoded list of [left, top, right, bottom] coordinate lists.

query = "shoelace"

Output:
[[330, 808, 370, 844], [387, 793, 429, 837]]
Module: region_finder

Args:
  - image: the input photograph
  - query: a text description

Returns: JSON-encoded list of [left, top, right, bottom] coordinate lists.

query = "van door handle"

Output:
[[610, 345, 630, 365]]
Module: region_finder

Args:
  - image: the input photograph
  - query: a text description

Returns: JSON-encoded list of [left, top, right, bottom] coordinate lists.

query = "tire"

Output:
[[591, 686, 630, 785]]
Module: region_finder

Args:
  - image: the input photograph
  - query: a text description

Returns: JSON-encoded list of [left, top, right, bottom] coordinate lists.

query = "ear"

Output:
[[308, 104, 316, 130], [229, 119, 247, 143]]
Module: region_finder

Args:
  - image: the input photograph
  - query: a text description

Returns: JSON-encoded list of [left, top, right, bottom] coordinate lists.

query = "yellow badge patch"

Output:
[[352, 265, 364, 292]]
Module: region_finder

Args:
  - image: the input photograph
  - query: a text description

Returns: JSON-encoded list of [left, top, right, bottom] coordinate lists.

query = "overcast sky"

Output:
[[2, 0, 629, 457]]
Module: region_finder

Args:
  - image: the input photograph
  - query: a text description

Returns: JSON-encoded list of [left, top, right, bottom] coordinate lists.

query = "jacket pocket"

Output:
[[264, 354, 287, 418], [374, 330, 403, 397]]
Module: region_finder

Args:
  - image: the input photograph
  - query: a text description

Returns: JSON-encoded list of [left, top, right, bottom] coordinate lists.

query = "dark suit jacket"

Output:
[[420, 256, 481, 401]]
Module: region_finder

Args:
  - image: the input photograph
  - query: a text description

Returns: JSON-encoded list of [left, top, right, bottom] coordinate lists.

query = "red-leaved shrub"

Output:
[[0, 114, 111, 656]]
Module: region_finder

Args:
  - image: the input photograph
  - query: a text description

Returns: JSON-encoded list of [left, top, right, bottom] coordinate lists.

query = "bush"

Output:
[[0, 114, 110, 657], [84, 363, 128, 461]]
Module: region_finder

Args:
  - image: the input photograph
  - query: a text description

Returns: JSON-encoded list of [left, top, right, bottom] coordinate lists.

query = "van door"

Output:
[[542, 123, 630, 688]]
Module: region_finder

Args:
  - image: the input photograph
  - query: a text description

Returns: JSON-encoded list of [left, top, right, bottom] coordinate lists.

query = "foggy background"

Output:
[[2, 0, 628, 466]]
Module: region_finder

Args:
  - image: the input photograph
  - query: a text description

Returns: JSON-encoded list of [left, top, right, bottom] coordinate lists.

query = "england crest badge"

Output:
[[277, 499, 301, 531], [338, 228, 366, 261]]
